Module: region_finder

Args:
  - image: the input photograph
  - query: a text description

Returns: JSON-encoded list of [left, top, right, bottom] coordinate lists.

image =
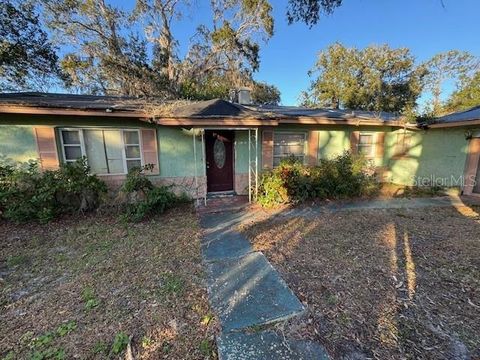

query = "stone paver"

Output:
[[218, 331, 329, 360], [205, 251, 304, 332], [198, 208, 329, 359]]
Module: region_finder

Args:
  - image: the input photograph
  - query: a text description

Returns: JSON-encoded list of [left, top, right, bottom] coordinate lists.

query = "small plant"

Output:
[[141, 336, 153, 348], [92, 341, 108, 355], [122, 164, 154, 194], [31, 332, 54, 348], [1, 351, 15, 360], [159, 273, 184, 295], [6, 254, 28, 267], [56, 321, 77, 337], [201, 313, 214, 326], [121, 166, 190, 222], [199, 339, 214, 356], [111, 332, 129, 354], [30, 348, 66, 360], [82, 287, 100, 310], [161, 341, 172, 354]]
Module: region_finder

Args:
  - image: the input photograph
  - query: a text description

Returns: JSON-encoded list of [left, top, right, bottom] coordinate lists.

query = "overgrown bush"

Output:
[[257, 152, 379, 207], [0, 157, 107, 223], [121, 165, 189, 222]]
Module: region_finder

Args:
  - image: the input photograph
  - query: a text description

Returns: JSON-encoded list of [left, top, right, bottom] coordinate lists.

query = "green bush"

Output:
[[257, 152, 378, 207], [0, 157, 107, 223], [121, 165, 190, 222]]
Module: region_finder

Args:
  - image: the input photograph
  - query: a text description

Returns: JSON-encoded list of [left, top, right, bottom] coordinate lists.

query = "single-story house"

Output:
[[1, 92, 479, 202]]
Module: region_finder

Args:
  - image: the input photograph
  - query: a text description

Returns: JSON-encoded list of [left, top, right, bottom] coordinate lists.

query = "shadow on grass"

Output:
[[239, 199, 480, 359]]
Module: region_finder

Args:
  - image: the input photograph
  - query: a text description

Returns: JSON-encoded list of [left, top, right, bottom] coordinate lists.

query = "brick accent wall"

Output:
[[262, 128, 274, 170]]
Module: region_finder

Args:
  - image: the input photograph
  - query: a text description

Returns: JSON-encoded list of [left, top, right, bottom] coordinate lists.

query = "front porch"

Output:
[[189, 127, 260, 206]]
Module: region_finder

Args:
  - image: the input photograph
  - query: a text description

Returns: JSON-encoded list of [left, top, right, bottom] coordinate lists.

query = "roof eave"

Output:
[[427, 119, 480, 128], [156, 117, 279, 126], [0, 105, 149, 119]]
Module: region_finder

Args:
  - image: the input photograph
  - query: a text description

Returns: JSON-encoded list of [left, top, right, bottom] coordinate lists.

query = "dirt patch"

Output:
[[0, 206, 217, 359], [241, 205, 480, 359]]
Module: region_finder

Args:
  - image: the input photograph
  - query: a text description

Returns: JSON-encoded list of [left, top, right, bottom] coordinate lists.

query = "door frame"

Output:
[[204, 130, 235, 193], [463, 137, 480, 196]]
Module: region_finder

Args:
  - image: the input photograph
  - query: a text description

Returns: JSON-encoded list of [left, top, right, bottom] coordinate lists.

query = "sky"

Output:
[[114, 0, 480, 106]]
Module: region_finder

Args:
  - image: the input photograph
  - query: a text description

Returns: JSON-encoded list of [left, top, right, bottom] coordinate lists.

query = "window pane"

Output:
[[64, 146, 82, 160], [359, 134, 373, 144], [123, 131, 139, 144], [358, 145, 373, 155], [62, 130, 80, 144], [126, 159, 142, 172], [125, 145, 140, 158], [84, 130, 109, 174]]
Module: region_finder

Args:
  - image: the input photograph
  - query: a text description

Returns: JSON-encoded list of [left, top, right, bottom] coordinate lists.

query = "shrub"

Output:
[[121, 165, 190, 222], [0, 157, 107, 223], [257, 152, 379, 207]]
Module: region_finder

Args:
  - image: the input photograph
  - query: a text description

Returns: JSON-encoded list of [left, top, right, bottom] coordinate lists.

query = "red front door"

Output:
[[205, 130, 234, 192]]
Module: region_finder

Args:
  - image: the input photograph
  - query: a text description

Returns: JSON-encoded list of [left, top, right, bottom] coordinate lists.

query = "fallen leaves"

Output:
[[0, 207, 218, 359], [242, 205, 480, 359]]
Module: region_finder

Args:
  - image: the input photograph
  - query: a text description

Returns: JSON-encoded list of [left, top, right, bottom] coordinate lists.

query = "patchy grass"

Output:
[[0, 206, 217, 359], [376, 183, 449, 199], [241, 205, 480, 359]]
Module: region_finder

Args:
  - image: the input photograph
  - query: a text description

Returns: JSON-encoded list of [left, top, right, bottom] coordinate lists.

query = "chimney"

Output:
[[236, 87, 252, 105]]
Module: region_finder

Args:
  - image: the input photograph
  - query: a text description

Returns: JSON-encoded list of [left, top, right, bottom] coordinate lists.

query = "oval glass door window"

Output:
[[213, 139, 226, 169]]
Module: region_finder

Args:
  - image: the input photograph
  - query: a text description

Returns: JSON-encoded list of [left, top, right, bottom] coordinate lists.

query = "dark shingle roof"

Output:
[[0, 92, 144, 112], [0, 92, 402, 124], [245, 104, 399, 122], [170, 99, 262, 118], [435, 106, 480, 123]]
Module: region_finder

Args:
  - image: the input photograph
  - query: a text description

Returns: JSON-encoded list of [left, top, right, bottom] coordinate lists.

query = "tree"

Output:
[[181, 0, 274, 93], [444, 70, 480, 112], [0, 0, 63, 91], [287, 0, 342, 26], [251, 82, 281, 105], [42, 0, 170, 96], [133, 0, 188, 88], [422, 50, 479, 115], [304, 43, 425, 113]]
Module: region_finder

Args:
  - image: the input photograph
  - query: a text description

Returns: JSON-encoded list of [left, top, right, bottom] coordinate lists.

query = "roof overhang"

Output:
[[425, 119, 480, 128], [277, 116, 412, 128], [0, 104, 413, 128], [155, 117, 278, 126], [0, 105, 149, 119]]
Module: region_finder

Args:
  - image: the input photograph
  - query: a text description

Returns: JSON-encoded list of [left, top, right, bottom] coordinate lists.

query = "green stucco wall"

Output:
[[269, 125, 470, 187], [154, 127, 205, 178], [385, 128, 469, 186], [0, 125, 38, 162], [0, 113, 472, 188]]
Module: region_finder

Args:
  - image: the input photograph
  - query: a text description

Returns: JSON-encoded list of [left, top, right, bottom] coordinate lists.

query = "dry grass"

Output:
[[0, 206, 217, 359], [241, 205, 480, 359]]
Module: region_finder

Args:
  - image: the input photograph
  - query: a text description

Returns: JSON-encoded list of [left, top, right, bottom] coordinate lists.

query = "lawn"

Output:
[[0, 206, 217, 359], [241, 204, 480, 359]]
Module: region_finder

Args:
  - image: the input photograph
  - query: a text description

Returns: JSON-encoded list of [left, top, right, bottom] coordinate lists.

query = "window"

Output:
[[357, 133, 374, 157], [273, 132, 306, 166], [123, 130, 142, 171], [59, 128, 144, 174], [60, 130, 85, 163], [394, 132, 412, 157]]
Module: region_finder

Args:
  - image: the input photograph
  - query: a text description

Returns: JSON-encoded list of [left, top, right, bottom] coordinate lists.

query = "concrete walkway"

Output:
[[199, 210, 329, 360]]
